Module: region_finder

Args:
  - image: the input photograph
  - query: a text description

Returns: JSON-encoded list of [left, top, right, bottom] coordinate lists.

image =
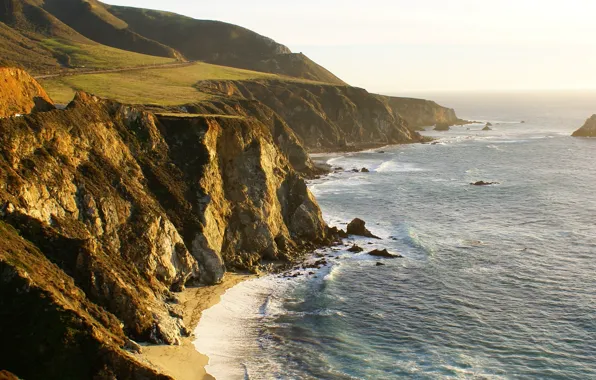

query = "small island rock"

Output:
[[368, 249, 402, 258], [348, 244, 364, 253], [347, 218, 381, 239], [434, 122, 451, 131], [572, 115, 596, 137]]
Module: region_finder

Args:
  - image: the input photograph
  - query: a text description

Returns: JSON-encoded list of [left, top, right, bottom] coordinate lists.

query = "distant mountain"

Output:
[[0, 0, 344, 84]]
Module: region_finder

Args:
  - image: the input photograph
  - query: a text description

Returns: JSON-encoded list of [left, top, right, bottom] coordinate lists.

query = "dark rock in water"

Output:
[[572, 115, 596, 137], [471, 181, 499, 186], [377, 150, 386, 153], [328, 226, 348, 239], [376, 262, 386, 266], [360, 168, 370, 173], [368, 249, 402, 258], [482, 126, 492, 131], [486, 122, 493, 127], [521, 120, 526, 123], [334, 166, 344, 171], [434, 122, 451, 131], [348, 244, 364, 253], [347, 218, 381, 239], [351, 168, 359, 173]]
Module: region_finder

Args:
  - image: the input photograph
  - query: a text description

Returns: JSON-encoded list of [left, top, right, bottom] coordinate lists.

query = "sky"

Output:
[[103, 0, 596, 93]]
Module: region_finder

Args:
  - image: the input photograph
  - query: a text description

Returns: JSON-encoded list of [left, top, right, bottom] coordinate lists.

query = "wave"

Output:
[[376, 160, 426, 173]]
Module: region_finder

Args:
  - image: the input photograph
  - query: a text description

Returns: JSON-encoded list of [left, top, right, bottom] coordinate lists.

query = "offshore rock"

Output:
[[368, 249, 402, 258], [347, 218, 381, 239], [572, 115, 596, 137]]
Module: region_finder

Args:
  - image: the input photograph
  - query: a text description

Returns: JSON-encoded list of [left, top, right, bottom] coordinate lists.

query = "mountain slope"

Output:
[[101, 3, 346, 84], [0, 0, 345, 84], [38, 0, 183, 60]]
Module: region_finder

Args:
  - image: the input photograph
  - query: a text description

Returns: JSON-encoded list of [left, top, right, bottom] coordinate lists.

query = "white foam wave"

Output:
[[193, 275, 288, 380], [376, 160, 425, 173]]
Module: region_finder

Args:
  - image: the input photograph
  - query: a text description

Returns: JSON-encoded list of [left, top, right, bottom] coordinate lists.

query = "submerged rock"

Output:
[[347, 218, 381, 239], [376, 262, 386, 266], [471, 181, 499, 186], [368, 249, 402, 258]]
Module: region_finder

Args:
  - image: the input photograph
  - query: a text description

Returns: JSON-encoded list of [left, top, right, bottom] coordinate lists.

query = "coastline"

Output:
[[135, 273, 254, 380]]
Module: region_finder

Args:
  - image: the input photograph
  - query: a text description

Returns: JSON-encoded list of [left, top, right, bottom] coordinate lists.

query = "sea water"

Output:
[[194, 92, 596, 379]]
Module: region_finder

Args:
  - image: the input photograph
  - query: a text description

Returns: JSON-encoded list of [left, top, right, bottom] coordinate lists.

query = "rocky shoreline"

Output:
[[0, 67, 461, 379]]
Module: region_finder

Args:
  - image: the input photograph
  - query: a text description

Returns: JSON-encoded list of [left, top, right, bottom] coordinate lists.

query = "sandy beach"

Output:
[[136, 273, 253, 380]]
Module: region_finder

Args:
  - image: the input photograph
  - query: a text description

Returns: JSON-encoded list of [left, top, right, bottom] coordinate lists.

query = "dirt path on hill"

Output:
[[34, 60, 197, 80]]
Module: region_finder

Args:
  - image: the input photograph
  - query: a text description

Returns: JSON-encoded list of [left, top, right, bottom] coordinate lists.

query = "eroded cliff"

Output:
[[572, 115, 596, 137], [0, 83, 331, 378], [194, 79, 424, 152], [382, 96, 465, 130]]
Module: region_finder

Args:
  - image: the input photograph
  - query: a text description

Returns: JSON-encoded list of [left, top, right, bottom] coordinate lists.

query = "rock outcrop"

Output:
[[572, 115, 596, 137], [346, 218, 380, 239], [382, 96, 466, 130], [195, 79, 424, 152], [368, 249, 402, 258], [434, 123, 451, 131], [0, 75, 332, 378], [0, 67, 54, 118]]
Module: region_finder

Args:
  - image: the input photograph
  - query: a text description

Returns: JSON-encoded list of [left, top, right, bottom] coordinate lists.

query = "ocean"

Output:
[[194, 92, 596, 379]]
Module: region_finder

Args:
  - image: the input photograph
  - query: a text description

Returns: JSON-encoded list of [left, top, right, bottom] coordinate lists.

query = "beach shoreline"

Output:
[[135, 273, 253, 380]]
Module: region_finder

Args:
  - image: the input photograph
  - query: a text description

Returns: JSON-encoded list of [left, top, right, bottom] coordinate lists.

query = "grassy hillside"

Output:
[[0, 0, 177, 74], [39, 0, 182, 59], [103, 3, 345, 84], [40, 61, 280, 104], [1, 0, 344, 84], [40, 38, 175, 69]]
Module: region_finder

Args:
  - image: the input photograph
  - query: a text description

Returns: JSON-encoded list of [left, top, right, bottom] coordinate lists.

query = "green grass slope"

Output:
[[40, 61, 280, 104], [104, 4, 346, 85], [38, 0, 182, 59], [0, 0, 177, 74]]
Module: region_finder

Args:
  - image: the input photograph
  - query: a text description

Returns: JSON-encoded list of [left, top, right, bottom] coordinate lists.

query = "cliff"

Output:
[[382, 96, 464, 130], [194, 79, 423, 152], [0, 67, 54, 117], [572, 115, 596, 137], [0, 74, 333, 378]]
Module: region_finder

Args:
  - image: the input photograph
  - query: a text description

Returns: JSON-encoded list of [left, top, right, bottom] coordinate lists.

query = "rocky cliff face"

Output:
[[0, 76, 331, 378], [195, 79, 423, 152], [0, 67, 54, 117], [572, 115, 596, 137], [382, 96, 463, 130]]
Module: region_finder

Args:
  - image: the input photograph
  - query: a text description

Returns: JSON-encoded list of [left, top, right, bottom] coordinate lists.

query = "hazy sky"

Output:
[[104, 0, 596, 93]]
